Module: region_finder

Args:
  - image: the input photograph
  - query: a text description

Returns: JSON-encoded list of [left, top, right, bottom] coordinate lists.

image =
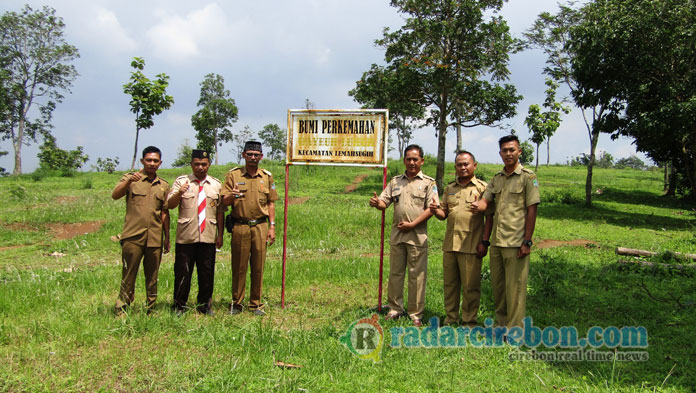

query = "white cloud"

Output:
[[74, 7, 137, 55]]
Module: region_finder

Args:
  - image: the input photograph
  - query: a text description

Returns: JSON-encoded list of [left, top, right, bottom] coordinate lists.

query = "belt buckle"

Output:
[[248, 219, 258, 227]]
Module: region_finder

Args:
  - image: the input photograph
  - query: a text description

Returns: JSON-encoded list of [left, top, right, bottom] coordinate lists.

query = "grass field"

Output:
[[1, 160, 695, 392]]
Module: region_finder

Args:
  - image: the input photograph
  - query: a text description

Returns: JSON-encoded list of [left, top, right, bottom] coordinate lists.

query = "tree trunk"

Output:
[[12, 119, 23, 175], [214, 130, 219, 166], [546, 138, 550, 166], [663, 162, 668, 191], [585, 128, 600, 207], [535, 143, 539, 172], [131, 128, 141, 170], [456, 106, 462, 152], [682, 134, 696, 198], [435, 102, 448, 193], [665, 158, 677, 196]]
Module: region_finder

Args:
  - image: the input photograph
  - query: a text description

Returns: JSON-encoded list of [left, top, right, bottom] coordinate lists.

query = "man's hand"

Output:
[[163, 240, 171, 254], [369, 192, 380, 208], [396, 221, 415, 232], [428, 199, 439, 214], [267, 226, 276, 245], [129, 171, 142, 183], [469, 194, 481, 215], [179, 180, 190, 194], [517, 244, 531, 259], [476, 242, 488, 258], [215, 234, 223, 249]]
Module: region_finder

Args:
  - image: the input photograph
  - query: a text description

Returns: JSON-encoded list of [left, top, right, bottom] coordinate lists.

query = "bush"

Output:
[[543, 187, 583, 205], [37, 135, 88, 172], [91, 157, 120, 173]]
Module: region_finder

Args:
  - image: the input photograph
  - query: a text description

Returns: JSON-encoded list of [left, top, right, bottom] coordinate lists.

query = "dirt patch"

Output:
[[55, 196, 78, 204], [536, 239, 598, 249], [0, 245, 27, 251], [288, 196, 311, 205], [48, 221, 104, 240], [344, 174, 369, 193], [1, 222, 39, 232]]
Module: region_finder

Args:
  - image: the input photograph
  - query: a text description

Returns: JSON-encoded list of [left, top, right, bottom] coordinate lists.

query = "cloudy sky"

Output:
[[1, 0, 645, 172]]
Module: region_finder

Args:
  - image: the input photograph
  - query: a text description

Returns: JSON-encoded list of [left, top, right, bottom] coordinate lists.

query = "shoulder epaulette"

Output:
[[262, 169, 272, 176], [228, 167, 240, 173], [209, 176, 222, 184], [422, 174, 435, 181], [175, 174, 189, 180], [522, 167, 535, 174], [448, 180, 457, 185]]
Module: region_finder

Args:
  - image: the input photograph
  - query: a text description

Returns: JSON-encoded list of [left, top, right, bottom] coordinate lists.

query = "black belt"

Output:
[[234, 217, 267, 226]]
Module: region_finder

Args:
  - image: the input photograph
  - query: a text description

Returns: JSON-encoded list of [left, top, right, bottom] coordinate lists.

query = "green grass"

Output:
[[0, 161, 695, 392]]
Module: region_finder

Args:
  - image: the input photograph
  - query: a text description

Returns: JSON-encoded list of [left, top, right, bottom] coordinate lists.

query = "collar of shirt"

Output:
[[140, 175, 162, 185], [400, 170, 425, 181], [500, 163, 523, 177], [241, 167, 262, 178], [456, 175, 477, 187], [189, 174, 211, 185]]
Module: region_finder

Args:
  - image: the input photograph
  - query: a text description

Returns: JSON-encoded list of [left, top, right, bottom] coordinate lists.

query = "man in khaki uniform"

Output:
[[430, 151, 490, 326], [221, 141, 278, 316], [369, 144, 438, 327], [472, 135, 540, 330], [112, 146, 170, 315], [167, 149, 224, 315]]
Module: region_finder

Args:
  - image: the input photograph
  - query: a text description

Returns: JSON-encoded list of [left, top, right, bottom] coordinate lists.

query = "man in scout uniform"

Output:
[[112, 146, 170, 315], [221, 141, 278, 316], [167, 149, 224, 315], [369, 144, 438, 327], [472, 135, 540, 330], [429, 150, 490, 327]]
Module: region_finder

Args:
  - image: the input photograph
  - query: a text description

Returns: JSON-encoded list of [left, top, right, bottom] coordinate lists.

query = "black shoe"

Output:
[[198, 307, 214, 316], [252, 309, 266, 317], [229, 306, 242, 315]]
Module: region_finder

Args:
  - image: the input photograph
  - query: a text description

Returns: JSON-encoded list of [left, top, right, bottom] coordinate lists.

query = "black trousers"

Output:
[[173, 242, 216, 312]]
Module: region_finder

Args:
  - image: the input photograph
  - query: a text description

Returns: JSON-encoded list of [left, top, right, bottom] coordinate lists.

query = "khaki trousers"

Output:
[[489, 246, 530, 328], [115, 240, 162, 311], [388, 242, 428, 320], [443, 252, 482, 326], [230, 222, 268, 310]]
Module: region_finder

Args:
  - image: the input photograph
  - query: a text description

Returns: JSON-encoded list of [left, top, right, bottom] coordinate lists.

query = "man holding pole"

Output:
[[221, 141, 277, 316], [369, 144, 438, 327]]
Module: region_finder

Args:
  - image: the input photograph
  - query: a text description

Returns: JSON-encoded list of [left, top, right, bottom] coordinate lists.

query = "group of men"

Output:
[[111, 134, 539, 332], [370, 134, 539, 333], [112, 141, 277, 317]]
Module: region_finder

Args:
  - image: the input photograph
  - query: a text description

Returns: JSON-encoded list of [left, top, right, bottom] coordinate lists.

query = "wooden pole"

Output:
[[616, 247, 696, 262]]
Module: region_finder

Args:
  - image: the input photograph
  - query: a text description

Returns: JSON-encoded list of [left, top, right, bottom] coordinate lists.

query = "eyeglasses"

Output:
[[245, 153, 261, 157]]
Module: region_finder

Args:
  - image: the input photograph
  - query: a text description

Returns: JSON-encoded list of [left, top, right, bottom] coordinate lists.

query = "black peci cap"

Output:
[[191, 149, 210, 159], [243, 141, 263, 153]]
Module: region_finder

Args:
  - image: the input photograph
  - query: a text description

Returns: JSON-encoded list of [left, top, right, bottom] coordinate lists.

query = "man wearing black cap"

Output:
[[221, 141, 278, 316], [167, 149, 224, 315]]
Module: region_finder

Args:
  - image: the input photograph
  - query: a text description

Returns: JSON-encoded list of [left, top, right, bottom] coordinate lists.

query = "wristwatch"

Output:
[[522, 240, 533, 247], [481, 240, 490, 247], [270, 221, 276, 226]]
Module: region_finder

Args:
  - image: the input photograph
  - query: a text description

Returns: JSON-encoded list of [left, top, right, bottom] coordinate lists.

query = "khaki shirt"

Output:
[[441, 176, 489, 253], [116, 173, 169, 247], [379, 171, 439, 247], [167, 174, 223, 244], [482, 163, 540, 247], [221, 167, 278, 220]]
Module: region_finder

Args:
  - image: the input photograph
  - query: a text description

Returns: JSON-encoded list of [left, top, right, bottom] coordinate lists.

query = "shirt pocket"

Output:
[[258, 185, 268, 206], [508, 182, 524, 204], [180, 192, 196, 209], [129, 189, 147, 206], [446, 193, 460, 210], [391, 188, 402, 204], [236, 184, 248, 200]]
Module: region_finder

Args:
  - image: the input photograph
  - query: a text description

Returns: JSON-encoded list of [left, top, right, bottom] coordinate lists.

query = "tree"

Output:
[[191, 73, 238, 165], [91, 157, 120, 174], [258, 123, 286, 160], [350, 63, 425, 158], [172, 139, 193, 168], [370, 0, 521, 190], [0, 5, 79, 175], [615, 155, 645, 170], [569, 0, 696, 197], [519, 140, 534, 166], [524, 78, 569, 171], [0, 150, 7, 176], [231, 125, 255, 164], [525, 3, 614, 206], [37, 134, 88, 172], [122, 57, 174, 170]]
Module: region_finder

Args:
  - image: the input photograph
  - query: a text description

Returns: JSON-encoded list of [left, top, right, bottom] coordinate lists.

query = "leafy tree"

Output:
[[172, 139, 193, 168], [91, 157, 120, 173], [569, 0, 696, 197], [231, 125, 255, 164], [615, 155, 645, 170], [191, 73, 238, 165], [0, 5, 79, 175], [122, 57, 174, 170], [0, 150, 7, 176], [258, 123, 286, 160], [524, 78, 569, 171], [37, 134, 88, 172], [350, 63, 425, 158], [369, 0, 521, 190], [525, 3, 613, 206], [519, 140, 534, 166]]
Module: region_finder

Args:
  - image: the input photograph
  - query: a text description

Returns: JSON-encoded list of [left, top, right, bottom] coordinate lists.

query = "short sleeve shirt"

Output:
[[440, 176, 488, 253], [116, 173, 169, 247], [221, 167, 278, 220], [167, 174, 223, 244], [482, 163, 540, 247], [379, 171, 439, 246]]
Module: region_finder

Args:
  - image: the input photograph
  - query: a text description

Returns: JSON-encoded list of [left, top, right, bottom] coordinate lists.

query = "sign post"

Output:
[[282, 109, 388, 309]]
